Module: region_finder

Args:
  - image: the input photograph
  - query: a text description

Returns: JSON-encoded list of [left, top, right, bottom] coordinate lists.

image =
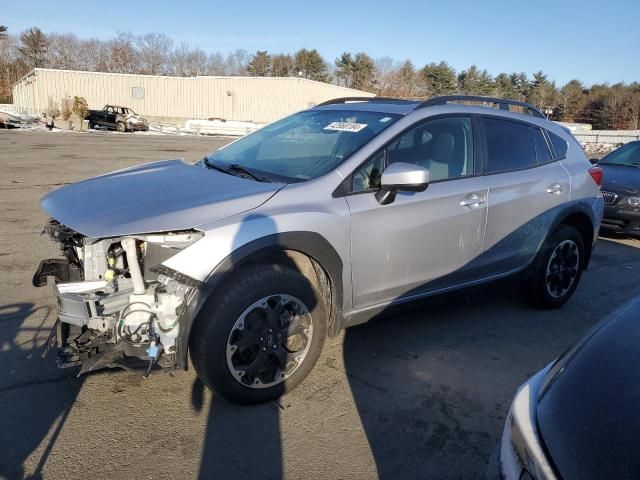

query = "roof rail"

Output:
[[316, 96, 417, 106], [417, 95, 546, 119]]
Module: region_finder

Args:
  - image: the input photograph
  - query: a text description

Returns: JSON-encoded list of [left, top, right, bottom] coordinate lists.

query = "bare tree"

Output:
[[171, 42, 192, 76], [171, 43, 208, 76], [189, 48, 208, 76], [225, 49, 249, 76], [106, 32, 138, 74], [627, 90, 640, 130], [136, 33, 172, 75], [373, 56, 395, 94], [47, 33, 81, 70], [82, 38, 110, 72], [206, 52, 226, 75], [0, 33, 22, 101]]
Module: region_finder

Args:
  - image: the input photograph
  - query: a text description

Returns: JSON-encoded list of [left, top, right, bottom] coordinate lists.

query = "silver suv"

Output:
[[34, 96, 604, 404]]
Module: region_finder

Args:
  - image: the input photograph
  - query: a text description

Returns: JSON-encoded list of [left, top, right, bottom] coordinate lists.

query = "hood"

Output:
[[41, 159, 283, 237], [599, 163, 640, 195], [536, 295, 640, 480]]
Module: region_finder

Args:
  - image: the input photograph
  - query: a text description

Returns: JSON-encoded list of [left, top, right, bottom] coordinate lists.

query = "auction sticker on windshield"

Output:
[[324, 122, 368, 132]]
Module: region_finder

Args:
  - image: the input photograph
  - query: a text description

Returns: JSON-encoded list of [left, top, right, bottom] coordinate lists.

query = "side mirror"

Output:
[[375, 162, 430, 205], [589, 158, 599, 165]]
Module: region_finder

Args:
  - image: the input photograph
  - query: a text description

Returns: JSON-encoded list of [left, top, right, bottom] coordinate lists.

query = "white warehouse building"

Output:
[[12, 68, 375, 124]]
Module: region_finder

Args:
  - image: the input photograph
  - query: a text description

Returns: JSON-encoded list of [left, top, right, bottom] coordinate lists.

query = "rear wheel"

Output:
[[190, 264, 327, 404], [525, 225, 584, 309]]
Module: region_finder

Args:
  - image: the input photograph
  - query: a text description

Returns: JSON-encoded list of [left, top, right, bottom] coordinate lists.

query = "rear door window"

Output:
[[482, 117, 537, 173]]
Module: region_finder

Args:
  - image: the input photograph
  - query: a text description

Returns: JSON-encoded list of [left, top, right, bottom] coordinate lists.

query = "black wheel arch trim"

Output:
[[176, 231, 344, 370], [545, 200, 598, 270]]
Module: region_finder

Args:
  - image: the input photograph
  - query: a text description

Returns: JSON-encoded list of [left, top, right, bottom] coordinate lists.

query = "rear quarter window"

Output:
[[483, 117, 537, 173], [548, 131, 568, 159], [533, 127, 554, 163]]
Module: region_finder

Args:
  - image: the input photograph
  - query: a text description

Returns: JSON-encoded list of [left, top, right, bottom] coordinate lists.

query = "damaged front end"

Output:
[[124, 113, 149, 131], [34, 219, 202, 376]]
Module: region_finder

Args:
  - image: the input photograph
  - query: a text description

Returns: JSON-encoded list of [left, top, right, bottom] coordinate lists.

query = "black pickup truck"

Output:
[[87, 105, 149, 132]]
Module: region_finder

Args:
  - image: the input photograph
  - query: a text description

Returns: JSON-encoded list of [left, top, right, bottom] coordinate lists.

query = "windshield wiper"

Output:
[[203, 157, 230, 174], [227, 164, 265, 182], [203, 158, 266, 182]]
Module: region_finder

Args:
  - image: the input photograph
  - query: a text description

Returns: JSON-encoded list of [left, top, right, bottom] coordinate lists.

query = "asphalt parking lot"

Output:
[[1, 129, 639, 480]]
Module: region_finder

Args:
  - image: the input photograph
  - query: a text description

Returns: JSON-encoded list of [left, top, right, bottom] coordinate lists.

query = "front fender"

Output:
[[172, 231, 344, 370]]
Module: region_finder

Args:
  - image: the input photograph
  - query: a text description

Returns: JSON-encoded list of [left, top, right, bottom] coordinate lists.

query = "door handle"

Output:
[[460, 193, 486, 208], [546, 183, 567, 195]]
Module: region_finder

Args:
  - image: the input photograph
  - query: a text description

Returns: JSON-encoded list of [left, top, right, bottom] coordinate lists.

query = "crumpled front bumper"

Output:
[[128, 122, 149, 131]]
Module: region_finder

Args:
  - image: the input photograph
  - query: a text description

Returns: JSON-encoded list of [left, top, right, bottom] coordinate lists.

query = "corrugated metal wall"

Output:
[[12, 69, 375, 123]]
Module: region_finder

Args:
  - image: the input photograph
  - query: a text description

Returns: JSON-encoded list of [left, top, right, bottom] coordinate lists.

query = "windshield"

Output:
[[600, 142, 640, 167], [206, 109, 400, 181]]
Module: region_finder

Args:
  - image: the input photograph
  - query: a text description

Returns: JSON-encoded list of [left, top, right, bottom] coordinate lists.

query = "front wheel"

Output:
[[116, 122, 126, 132], [190, 264, 327, 404], [525, 225, 584, 309]]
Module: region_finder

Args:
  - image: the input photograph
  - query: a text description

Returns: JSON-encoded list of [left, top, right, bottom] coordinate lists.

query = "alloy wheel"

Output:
[[226, 294, 313, 388], [545, 239, 580, 298]]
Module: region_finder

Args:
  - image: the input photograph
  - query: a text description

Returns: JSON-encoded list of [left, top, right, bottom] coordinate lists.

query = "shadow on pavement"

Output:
[[0, 303, 84, 480], [192, 378, 283, 480], [343, 237, 640, 479], [343, 286, 510, 479]]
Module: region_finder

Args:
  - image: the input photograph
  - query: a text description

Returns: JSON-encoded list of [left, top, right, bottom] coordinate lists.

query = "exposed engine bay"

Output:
[[34, 219, 202, 375]]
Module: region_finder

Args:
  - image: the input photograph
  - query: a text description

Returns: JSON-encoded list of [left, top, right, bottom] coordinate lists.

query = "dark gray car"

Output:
[[499, 294, 640, 480], [598, 141, 640, 237]]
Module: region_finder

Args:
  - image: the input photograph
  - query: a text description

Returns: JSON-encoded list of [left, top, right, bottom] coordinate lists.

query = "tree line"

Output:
[[1, 26, 639, 130]]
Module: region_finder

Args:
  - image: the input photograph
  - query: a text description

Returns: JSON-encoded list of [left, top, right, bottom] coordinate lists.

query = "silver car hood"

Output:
[[41, 159, 283, 237]]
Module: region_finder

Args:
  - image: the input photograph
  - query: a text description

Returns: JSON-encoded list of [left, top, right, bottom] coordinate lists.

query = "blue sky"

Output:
[[4, 0, 639, 86]]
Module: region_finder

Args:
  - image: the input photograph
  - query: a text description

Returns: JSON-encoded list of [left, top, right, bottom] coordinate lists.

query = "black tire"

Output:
[[525, 225, 584, 309], [116, 122, 126, 132], [190, 264, 327, 404], [88, 121, 95, 129]]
